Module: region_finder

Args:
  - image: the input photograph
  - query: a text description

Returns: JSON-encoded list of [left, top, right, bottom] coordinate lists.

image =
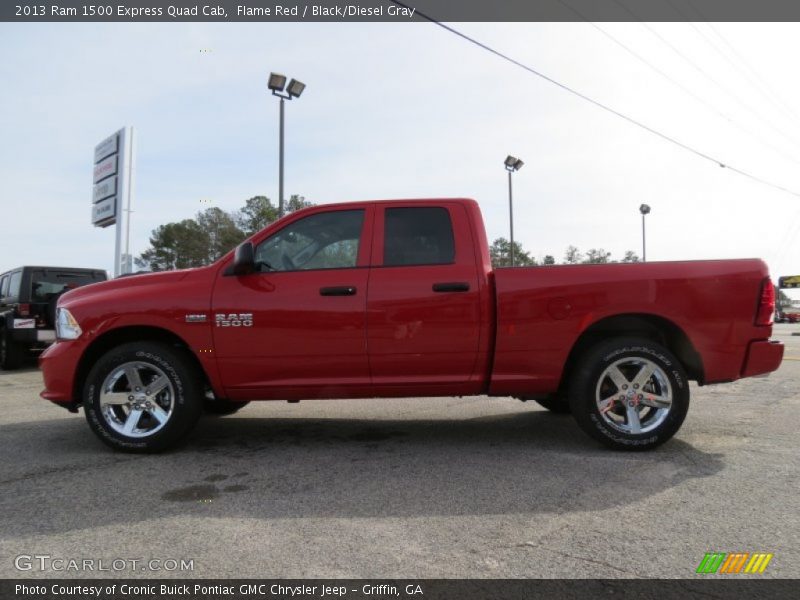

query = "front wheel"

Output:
[[568, 338, 690, 451], [83, 342, 203, 452]]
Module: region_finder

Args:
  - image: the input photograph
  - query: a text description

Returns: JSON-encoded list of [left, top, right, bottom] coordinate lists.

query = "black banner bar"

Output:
[[2, 579, 799, 600], [5, 0, 800, 23]]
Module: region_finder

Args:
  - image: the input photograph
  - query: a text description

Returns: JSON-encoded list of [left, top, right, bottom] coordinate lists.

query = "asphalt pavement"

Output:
[[1, 324, 798, 579]]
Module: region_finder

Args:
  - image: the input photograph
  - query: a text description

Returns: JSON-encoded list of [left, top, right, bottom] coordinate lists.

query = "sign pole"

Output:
[[123, 126, 135, 275], [112, 128, 126, 278]]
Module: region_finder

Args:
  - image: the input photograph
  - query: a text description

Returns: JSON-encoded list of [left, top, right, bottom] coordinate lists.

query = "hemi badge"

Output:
[[185, 314, 208, 323]]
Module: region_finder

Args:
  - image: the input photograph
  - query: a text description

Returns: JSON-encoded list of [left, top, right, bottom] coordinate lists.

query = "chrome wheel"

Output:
[[99, 361, 175, 438], [594, 357, 672, 435]]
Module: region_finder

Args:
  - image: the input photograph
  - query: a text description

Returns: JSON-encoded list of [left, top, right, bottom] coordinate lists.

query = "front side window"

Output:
[[254, 209, 365, 272], [384, 207, 455, 266]]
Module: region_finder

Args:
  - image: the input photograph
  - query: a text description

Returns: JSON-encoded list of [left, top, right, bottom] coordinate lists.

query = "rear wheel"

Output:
[[568, 337, 689, 451], [0, 330, 25, 370], [83, 342, 203, 452]]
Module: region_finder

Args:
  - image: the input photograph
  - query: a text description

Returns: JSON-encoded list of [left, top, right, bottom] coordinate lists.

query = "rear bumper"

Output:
[[741, 339, 784, 378], [9, 327, 55, 344], [39, 339, 83, 406]]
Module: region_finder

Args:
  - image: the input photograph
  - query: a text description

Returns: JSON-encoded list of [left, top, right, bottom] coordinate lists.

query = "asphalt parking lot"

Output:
[[1, 325, 798, 579]]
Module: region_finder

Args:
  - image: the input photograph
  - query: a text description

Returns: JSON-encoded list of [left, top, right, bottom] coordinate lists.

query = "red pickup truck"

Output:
[[40, 198, 783, 452]]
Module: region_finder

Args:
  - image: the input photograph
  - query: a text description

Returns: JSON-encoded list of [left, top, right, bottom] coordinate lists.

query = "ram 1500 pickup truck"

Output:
[[40, 199, 784, 452]]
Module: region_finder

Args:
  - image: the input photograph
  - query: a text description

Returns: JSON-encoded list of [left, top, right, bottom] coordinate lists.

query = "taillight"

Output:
[[18, 303, 30, 317], [755, 277, 775, 326]]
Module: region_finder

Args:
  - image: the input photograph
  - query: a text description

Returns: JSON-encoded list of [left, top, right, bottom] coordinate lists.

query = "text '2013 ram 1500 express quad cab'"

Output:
[[39, 199, 784, 452]]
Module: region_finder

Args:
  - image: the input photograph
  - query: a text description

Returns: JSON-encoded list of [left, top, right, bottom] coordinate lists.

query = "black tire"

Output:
[[532, 396, 571, 414], [83, 342, 203, 452], [0, 330, 25, 370], [203, 398, 250, 416], [568, 337, 690, 451]]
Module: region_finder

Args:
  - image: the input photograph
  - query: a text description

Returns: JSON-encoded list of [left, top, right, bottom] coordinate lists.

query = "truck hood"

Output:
[[58, 268, 202, 306]]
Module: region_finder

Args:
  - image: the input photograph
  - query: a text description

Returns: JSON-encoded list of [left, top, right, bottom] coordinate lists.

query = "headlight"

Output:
[[55, 308, 82, 340]]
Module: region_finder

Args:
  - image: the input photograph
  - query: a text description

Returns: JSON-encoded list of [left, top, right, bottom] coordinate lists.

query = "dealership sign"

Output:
[[779, 275, 800, 289], [92, 126, 136, 277], [91, 129, 128, 227]]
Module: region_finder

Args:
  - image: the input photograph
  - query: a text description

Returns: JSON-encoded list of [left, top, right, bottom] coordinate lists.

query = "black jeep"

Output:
[[0, 266, 107, 369]]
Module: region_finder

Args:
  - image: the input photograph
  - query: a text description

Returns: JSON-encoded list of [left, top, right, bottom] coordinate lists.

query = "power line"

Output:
[[611, 0, 800, 155], [389, 1, 800, 199], [681, 0, 800, 124], [556, 0, 800, 167]]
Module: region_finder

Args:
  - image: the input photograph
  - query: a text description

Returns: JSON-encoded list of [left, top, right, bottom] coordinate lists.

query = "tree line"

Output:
[[135, 196, 640, 271], [135, 195, 311, 271], [489, 238, 639, 267]]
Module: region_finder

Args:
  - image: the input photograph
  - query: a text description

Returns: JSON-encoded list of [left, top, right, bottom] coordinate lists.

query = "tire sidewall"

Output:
[[569, 338, 690, 450], [83, 342, 201, 452]]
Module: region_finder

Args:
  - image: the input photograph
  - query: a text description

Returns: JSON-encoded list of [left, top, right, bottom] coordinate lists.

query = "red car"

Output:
[[40, 199, 783, 452]]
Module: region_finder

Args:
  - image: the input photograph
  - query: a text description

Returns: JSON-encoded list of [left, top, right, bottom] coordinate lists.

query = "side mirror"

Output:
[[232, 242, 256, 276]]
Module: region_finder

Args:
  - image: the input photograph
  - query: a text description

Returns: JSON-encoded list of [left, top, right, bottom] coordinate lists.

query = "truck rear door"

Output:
[[366, 203, 484, 393]]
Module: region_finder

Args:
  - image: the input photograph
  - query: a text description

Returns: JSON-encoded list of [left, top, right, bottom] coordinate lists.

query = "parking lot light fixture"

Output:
[[639, 203, 651, 262], [269, 72, 306, 217], [286, 79, 306, 98], [268, 72, 287, 92], [505, 155, 524, 266]]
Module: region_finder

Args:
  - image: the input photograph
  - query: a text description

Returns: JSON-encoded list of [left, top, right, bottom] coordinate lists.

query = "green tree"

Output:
[[490, 237, 536, 268], [237, 196, 278, 236], [285, 194, 314, 213], [542, 255, 556, 265], [583, 248, 612, 264], [622, 250, 640, 263], [196, 207, 246, 260], [563, 245, 583, 264], [135, 219, 210, 271]]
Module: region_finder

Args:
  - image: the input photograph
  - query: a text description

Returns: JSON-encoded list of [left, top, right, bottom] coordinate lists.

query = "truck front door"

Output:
[[211, 207, 372, 399]]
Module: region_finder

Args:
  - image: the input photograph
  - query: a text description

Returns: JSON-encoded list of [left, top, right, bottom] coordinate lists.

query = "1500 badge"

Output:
[[215, 313, 253, 327]]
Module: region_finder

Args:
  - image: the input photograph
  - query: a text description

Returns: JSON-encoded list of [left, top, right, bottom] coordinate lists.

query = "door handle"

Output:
[[432, 282, 470, 293], [320, 286, 357, 296]]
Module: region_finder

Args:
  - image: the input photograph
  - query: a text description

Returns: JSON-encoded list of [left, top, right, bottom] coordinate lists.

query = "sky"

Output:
[[1, 21, 799, 301]]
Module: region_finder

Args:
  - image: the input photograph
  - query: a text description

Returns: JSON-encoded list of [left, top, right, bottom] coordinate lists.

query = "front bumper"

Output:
[[741, 339, 784, 378], [39, 340, 84, 409]]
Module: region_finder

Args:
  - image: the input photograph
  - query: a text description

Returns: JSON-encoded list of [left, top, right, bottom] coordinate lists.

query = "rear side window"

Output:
[[7, 272, 22, 299], [384, 207, 455, 266], [0, 276, 8, 298], [29, 270, 104, 302]]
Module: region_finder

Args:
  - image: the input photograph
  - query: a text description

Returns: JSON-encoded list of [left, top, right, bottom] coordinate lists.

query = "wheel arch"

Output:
[[73, 326, 210, 404], [559, 313, 704, 394]]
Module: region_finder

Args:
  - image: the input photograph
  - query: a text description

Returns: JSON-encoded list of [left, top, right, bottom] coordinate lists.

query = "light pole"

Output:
[[268, 72, 306, 218], [504, 155, 524, 266], [639, 203, 651, 262]]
